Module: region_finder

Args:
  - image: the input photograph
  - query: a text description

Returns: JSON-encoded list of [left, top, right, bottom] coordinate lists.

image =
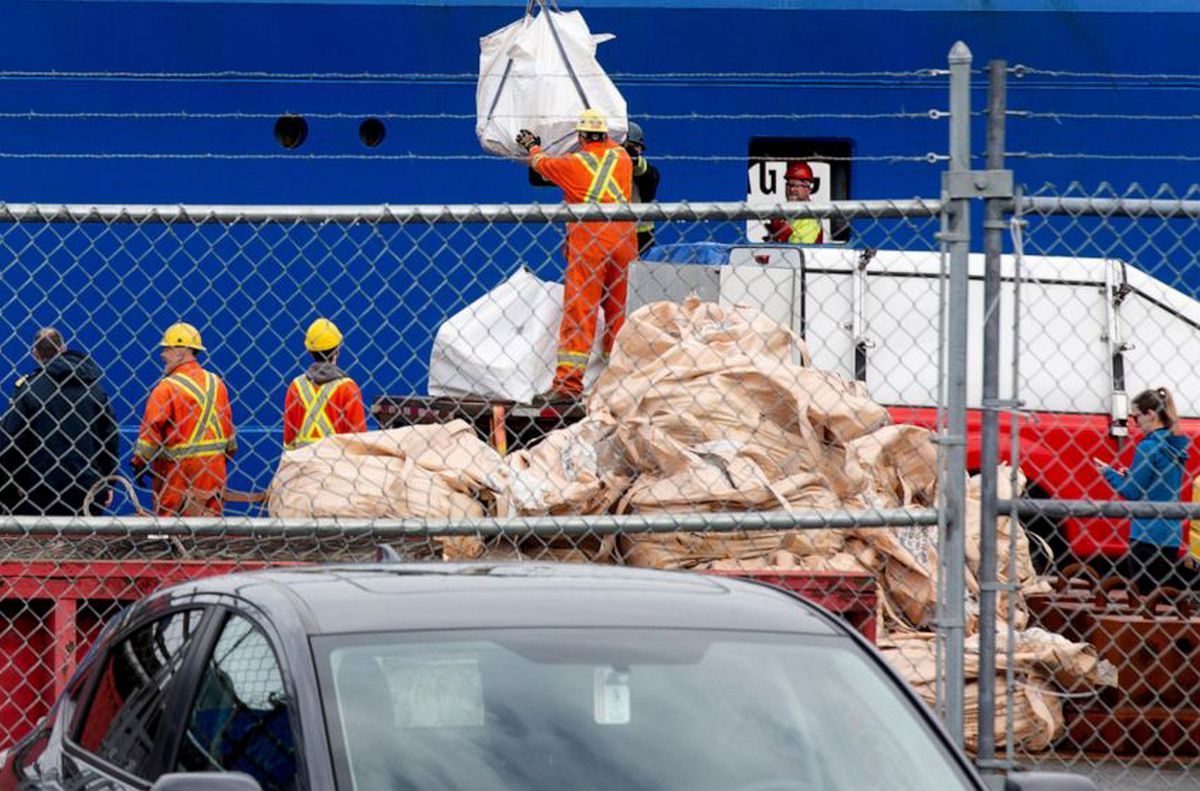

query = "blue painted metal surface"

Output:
[[0, 1, 1196, 506]]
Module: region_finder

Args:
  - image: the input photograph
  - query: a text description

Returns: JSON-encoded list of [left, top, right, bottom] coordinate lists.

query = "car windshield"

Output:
[[316, 628, 974, 791]]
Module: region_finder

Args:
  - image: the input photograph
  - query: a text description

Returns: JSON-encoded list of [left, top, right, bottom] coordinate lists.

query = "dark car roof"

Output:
[[180, 563, 844, 637]]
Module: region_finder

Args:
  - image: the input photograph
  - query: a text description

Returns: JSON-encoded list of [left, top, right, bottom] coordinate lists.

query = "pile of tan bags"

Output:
[[880, 629, 1117, 753], [268, 422, 509, 520], [268, 297, 1113, 751]]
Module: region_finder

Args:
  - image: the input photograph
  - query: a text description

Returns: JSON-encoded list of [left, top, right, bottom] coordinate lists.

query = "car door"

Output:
[[60, 606, 210, 790], [162, 609, 301, 791]]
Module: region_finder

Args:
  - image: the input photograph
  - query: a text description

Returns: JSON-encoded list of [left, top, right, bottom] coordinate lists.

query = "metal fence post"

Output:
[[940, 40, 973, 749], [977, 58, 1008, 772]]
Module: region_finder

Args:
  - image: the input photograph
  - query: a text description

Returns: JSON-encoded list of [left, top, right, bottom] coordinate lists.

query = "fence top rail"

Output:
[[1017, 195, 1200, 218], [1001, 498, 1200, 519], [0, 199, 942, 225], [0, 508, 940, 537]]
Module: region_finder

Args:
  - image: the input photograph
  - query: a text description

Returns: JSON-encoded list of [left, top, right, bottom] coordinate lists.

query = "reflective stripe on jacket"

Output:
[[528, 139, 635, 249], [631, 155, 658, 234], [575, 149, 628, 204], [133, 362, 236, 463], [131, 360, 236, 517], [282, 374, 367, 449]]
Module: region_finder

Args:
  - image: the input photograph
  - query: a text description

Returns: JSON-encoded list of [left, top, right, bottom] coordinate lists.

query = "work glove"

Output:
[[763, 217, 791, 243], [516, 129, 541, 153]]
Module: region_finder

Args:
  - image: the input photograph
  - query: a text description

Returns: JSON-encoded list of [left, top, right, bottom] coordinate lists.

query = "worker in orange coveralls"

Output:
[[516, 108, 638, 406], [132, 322, 236, 516], [283, 318, 367, 449]]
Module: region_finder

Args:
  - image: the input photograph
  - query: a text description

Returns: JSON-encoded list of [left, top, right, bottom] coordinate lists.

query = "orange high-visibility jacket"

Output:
[[132, 360, 236, 516], [282, 374, 367, 449], [530, 139, 636, 250]]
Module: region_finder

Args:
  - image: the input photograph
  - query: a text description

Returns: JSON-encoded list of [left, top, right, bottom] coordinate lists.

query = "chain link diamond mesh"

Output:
[[999, 188, 1200, 788], [0, 194, 1175, 787]]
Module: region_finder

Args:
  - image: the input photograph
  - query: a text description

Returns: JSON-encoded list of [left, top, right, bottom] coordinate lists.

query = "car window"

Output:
[[74, 608, 205, 779], [175, 613, 297, 791], [320, 629, 976, 791]]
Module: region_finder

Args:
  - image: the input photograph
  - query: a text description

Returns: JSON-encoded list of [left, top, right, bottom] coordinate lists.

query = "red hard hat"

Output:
[[786, 161, 814, 181]]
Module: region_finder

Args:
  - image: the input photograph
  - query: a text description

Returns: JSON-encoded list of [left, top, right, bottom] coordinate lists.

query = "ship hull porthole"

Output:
[[274, 115, 309, 149]]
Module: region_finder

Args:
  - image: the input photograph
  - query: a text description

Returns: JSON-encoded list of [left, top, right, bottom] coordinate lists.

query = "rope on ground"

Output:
[[84, 475, 151, 517]]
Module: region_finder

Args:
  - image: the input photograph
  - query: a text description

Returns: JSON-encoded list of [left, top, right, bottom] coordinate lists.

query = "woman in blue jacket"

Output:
[[1094, 387, 1190, 594]]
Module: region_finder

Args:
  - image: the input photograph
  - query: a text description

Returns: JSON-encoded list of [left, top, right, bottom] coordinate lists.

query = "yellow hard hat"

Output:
[[576, 108, 608, 134], [305, 318, 343, 353], [160, 322, 205, 352]]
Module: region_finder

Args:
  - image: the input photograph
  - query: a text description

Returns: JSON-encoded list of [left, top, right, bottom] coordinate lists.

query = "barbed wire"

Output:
[[0, 110, 945, 122], [620, 69, 948, 79], [1010, 110, 1200, 122], [623, 111, 945, 121], [0, 68, 945, 83], [1011, 64, 1200, 82], [23, 108, 1197, 125], [0, 151, 946, 163], [1006, 152, 1200, 162]]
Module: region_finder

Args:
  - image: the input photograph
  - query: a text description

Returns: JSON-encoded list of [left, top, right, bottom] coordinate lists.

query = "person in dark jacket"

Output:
[[1094, 386, 1191, 594], [624, 122, 661, 255], [0, 328, 120, 515]]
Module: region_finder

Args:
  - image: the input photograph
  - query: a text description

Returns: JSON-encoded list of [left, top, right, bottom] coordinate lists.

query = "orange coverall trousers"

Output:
[[554, 222, 638, 394], [529, 139, 637, 395]]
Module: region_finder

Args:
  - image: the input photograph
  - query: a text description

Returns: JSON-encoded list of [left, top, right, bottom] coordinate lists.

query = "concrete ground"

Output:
[[1027, 756, 1200, 790]]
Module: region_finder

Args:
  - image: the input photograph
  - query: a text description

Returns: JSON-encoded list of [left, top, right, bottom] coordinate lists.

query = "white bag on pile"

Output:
[[476, 6, 627, 158], [429, 268, 558, 403], [428, 268, 605, 403]]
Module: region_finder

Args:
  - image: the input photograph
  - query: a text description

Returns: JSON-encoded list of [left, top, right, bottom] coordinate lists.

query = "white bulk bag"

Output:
[[477, 5, 627, 159], [429, 268, 607, 403]]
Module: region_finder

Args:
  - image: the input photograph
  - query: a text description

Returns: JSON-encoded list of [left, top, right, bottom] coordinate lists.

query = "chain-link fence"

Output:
[[0, 197, 966, 754], [975, 62, 1200, 790], [0, 42, 1199, 791], [990, 190, 1200, 789]]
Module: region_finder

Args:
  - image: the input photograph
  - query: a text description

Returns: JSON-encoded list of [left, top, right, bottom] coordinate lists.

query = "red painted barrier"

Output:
[[0, 560, 287, 748]]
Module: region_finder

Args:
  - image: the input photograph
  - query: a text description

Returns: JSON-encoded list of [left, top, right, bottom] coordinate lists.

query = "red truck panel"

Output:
[[887, 406, 1200, 560], [0, 560, 285, 749]]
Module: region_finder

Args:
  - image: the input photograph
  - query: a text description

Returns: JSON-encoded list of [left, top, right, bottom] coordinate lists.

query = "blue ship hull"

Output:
[[1, 1, 1196, 503], [1, 2, 1197, 203]]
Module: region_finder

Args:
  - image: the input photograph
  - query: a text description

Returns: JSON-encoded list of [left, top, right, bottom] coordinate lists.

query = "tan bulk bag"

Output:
[[268, 422, 508, 520]]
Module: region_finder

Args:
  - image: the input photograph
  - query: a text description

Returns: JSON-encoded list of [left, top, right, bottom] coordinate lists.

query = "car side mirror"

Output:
[[1005, 772, 1099, 791], [150, 773, 264, 791]]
